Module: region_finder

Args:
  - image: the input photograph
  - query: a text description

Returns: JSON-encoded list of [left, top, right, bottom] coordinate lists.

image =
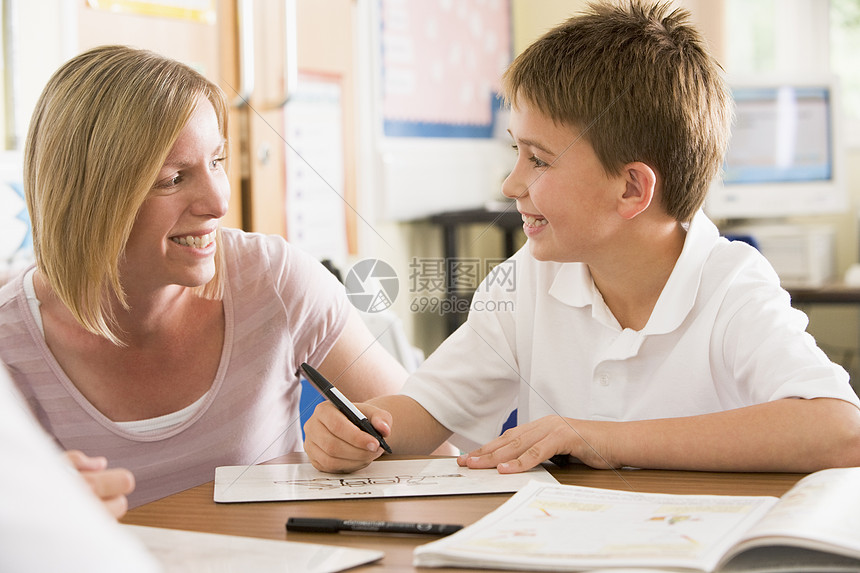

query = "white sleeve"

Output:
[[401, 260, 521, 448], [0, 365, 161, 573], [715, 258, 860, 409]]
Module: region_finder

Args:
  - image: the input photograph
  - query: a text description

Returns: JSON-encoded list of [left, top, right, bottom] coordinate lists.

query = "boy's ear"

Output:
[[617, 162, 657, 220]]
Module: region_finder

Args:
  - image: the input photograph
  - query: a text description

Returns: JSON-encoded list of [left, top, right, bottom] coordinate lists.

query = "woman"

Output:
[[0, 45, 407, 507]]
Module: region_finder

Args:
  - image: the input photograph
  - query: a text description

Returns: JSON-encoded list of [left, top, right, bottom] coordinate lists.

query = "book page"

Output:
[[214, 458, 558, 503], [414, 480, 777, 572], [722, 467, 860, 563]]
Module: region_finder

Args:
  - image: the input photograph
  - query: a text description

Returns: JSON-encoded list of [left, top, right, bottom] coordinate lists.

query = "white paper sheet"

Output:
[[125, 525, 383, 573], [214, 458, 559, 503]]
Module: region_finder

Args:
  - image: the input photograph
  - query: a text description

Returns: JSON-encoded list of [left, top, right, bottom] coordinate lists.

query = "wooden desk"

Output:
[[787, 283, 860, 305], [122, 454, 805, 572]]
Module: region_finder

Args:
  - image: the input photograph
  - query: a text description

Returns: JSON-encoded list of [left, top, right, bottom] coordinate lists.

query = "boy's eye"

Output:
[[529, 155, 548, 168], [510, 143, 548, 168]]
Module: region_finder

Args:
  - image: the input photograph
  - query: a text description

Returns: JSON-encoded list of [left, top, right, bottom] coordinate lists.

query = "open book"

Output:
[[414, 467, 860, 572]]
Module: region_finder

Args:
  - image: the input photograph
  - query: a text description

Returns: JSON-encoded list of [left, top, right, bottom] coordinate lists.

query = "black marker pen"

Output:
[[286, 517, 463, 536], [300, 362, 392, 454]]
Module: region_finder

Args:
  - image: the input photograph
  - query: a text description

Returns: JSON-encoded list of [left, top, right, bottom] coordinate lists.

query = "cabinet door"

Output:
[[243, 0, 355, 242], [241, 0, 291, 235]]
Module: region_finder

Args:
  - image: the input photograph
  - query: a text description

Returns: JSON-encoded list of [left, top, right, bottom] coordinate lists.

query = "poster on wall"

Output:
[[87, 0, 216, 23], [380, 0, 511, 138], [284, 73, 349, 265]]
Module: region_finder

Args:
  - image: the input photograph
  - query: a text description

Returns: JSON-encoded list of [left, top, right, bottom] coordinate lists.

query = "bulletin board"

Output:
[[374, 0, 514, 221], [380, 0, 511, 138]]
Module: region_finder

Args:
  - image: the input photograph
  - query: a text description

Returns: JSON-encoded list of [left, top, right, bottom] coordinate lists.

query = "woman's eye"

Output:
[[511, 144, 519, 153], [210, 156, 226, 170], [155, 175, 182, 189]]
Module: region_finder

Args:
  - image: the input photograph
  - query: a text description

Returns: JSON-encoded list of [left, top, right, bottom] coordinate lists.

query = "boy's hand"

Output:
[[303, 401, 392, 473], [64, 450, 135, 518], [457, 416, 617, 473]]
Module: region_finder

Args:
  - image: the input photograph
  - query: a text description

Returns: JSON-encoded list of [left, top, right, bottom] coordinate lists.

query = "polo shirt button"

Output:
[[598, 374, 610, 386]]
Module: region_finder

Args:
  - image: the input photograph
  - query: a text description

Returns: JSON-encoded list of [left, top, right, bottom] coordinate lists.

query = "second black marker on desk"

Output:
[[287, 517, 463, 536], [300, 362, 392, 454]]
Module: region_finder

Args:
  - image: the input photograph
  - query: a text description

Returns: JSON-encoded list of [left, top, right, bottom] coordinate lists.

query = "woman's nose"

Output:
[[197, 168, 230, 217]]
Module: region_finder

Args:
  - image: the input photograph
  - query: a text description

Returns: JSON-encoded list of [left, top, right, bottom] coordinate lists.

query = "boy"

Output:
[[304, 0, 860, 474]]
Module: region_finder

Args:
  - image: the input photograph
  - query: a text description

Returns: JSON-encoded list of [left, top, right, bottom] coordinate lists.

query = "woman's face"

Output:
[[120, 97, 229, 292]]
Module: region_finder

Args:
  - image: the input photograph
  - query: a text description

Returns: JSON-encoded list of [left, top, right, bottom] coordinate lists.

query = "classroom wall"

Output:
[[6, 1, 858, 382], [7, 1, 73, 148], [395, 0, 860, 394], [785, 158, 860, 387], [368, 0, 566, 355], [396, 0, 729, 356], [512, 0, 724, 57]]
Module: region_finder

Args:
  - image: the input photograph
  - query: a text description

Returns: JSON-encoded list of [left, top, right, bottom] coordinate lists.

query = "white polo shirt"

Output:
[[402, 211, 860, 448]]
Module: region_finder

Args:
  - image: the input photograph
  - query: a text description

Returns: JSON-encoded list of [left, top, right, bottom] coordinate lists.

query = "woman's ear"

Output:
[[617, 162, 657, 220]]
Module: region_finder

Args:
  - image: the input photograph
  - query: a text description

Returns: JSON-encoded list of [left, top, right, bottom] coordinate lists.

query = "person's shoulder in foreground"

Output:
[[0, 363, 160, 572], [303, 0, 860, 474]]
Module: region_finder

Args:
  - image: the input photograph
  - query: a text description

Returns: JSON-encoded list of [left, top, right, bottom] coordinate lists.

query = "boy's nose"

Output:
[[501, 169, 528, 200]]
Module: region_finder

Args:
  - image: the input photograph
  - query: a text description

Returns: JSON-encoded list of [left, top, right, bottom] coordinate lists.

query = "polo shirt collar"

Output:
[[548, 210, 719, 335]]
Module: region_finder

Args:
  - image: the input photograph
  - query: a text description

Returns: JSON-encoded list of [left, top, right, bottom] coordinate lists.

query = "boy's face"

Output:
[[502, 100, 624, 263]]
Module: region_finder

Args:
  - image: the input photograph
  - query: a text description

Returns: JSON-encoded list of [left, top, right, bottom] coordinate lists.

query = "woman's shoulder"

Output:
[[0, 268, 27, 314], [220, 226, 281, 251], [220, 227, 291, 270], [219, 227, 339, 290]]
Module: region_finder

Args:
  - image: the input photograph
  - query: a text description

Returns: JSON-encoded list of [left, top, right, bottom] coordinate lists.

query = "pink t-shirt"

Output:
[[0, 228, 349, 507]]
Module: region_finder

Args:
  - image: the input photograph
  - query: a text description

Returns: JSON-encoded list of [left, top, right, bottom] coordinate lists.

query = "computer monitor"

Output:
[[705, 77, 846, 220]]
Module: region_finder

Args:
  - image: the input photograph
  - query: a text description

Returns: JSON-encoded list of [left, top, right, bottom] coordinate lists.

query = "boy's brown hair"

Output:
[[502, 0, 731, 222]]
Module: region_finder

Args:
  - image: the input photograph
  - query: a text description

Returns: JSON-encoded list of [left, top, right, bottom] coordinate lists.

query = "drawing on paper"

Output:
[[273, 474, 466, 491], [213, 458, 559, 503]]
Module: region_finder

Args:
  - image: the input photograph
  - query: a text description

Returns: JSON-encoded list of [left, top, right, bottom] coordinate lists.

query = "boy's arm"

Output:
[[303, 394, 453, 473], [461, 397, 860, 473]]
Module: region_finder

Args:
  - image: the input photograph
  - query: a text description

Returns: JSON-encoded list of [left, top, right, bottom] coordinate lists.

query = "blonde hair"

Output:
[[502, 0, 731, 222], [24, 45, 228, 345]]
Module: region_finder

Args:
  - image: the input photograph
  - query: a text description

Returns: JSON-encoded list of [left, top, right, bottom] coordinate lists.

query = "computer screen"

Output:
[[705, 78, 845, 220]]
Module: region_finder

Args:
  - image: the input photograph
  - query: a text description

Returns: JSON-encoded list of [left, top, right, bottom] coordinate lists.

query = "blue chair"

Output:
[[299, 377, 325, 439], [502, 409, 517, 433]]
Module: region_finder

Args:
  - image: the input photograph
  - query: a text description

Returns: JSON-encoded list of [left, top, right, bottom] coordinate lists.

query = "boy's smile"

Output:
[[521, 212, 548, 234]]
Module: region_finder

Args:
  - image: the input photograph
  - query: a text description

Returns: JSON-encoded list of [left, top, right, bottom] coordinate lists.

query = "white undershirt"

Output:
[[23, 268, 207, 435]]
